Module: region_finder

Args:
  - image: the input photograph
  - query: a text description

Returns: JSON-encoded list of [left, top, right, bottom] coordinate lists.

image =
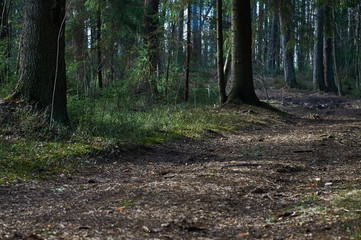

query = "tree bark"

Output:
[[15, 0, 69, 125], [226, 0, 260, 105], [313, 6, 326, 91], [217, 0, 227, 104]]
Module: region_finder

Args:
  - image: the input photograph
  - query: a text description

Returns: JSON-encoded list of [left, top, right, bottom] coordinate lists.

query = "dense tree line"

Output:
[[0, 0, 360, 124]]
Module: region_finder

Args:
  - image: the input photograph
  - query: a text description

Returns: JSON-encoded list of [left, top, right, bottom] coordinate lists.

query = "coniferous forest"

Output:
[[1, 0, 361, 239]]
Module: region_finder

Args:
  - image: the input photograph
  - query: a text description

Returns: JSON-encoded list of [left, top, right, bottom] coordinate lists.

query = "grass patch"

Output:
[[0, 90, 275, 183], [68, 97, 269, 144], [0, 139, 100, 183], [283, 190, 361, 238]]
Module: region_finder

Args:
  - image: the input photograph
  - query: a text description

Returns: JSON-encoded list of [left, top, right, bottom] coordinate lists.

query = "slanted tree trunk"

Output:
[[227, 0, 260, 105], [14, 0, 69, 125], [313, 6, 326, 91], [279, 1, 296, 88], [184, 2, 191, 102], [217, 0, 227, 104], [144, 0, 160, 95]]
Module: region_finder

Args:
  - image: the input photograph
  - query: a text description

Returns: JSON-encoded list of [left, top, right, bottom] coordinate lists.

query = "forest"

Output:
[[0, 0, 361, 239]]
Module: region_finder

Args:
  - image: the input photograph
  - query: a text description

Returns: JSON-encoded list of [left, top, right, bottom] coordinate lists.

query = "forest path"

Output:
[[1, 91, 361, 239]]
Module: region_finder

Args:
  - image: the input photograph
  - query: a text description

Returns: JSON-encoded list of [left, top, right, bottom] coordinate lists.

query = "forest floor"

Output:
[[1, 90, 361, 239]]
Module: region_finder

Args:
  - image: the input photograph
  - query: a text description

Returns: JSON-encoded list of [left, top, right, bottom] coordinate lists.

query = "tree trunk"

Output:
[[15, 0, 69, 125], [279, 2, 296, 88], [323, 0, 337, 93], [355, 4, 361, 89], [72, 0, 86, 92], [96, 6, 102, 88], [177, 5, 184, 65], [267, 9, 280, 75], [255, 2, 265, 67], [144, 0, 160, 95], [192, 1, 202, 60], [332, 8, 342, 95], [217, 0, 227, 104], [296, 0, 307, 72], [313, 6, 326, 91], [226, 0, 260, 105], [185, 3, 191, 102]]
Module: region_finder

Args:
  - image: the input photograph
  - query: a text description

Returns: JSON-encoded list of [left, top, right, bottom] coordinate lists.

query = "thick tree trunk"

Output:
[[144, 0, 160, 95], [279, 2, 296, 88], [313, 6, 326, 91], [185, 3, 191, 102], [227, 0, 260, 105], [217, 0, 227, 104], [15, 0, 69, 125]]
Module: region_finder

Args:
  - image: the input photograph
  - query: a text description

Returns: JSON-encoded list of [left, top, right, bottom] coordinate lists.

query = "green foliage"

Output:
[[0, 39, 18, 98], [67, 90, 238, 142], [1, 83, 273, 183], [0, 104, 100, 183], [0, 140, 99, 183]]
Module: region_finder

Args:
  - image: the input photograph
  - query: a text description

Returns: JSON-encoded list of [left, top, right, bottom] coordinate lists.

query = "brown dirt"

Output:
[[1, 90, 361, 239]]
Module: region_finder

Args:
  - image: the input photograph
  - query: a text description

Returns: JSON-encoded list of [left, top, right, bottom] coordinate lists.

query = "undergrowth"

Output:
[[0, 91, 270, 183]]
